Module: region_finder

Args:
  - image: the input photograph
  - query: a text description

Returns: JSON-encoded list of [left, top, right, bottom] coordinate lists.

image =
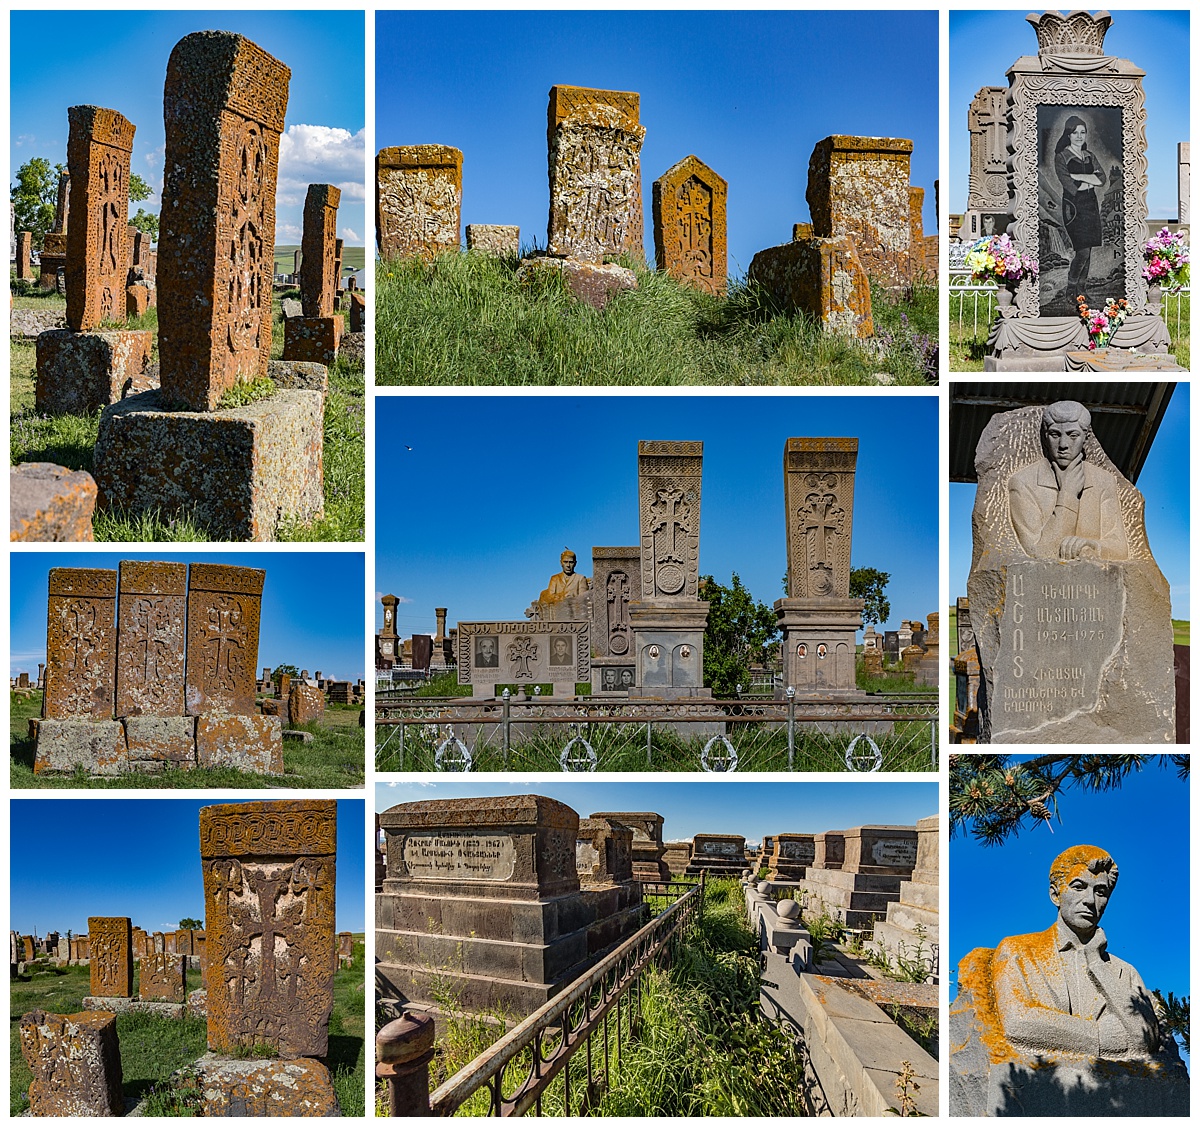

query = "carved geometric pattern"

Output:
[[637, 443, 703, 601], [783, 439, 858, 599]]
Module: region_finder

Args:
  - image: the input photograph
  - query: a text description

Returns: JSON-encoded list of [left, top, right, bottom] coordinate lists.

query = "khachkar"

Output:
[[36, 170, 69, 290], [283, 183, 343, 364], [967, 401, 1174, 742], [985, 11, 1172, 371], [376, 145, 463, 260], [34, 561, 284, 773], [628, 441, 709, 697], [961, 87, 1011, 243], [35, 106, 154, 417], [19, 1010, 124, 1116], [652, 154, 728, 295], [950, 844, 1188, 1115], [547, 85, 645, 262], [86, 917, 133, 999], [775, 438, 865, 699], [590, 547, 640, 694], [92, 32, 326, 541]]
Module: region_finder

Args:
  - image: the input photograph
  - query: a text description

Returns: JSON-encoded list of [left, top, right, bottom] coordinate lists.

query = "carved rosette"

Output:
[[637, 441, 703, 601], [783, 439, 858, 599]]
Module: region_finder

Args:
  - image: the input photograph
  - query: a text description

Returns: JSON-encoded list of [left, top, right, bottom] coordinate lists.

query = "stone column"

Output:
[[652, 154, 727, 294], [377, 594, 399, 667], [376, 145, 462, 260], [284, 183, 344, 364]]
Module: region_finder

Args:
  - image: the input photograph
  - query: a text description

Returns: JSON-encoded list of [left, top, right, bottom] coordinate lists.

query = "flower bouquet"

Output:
[[1076, 295, 1129, 350], [964, 233, 1038, 285], [1142, 227, 1190, 292]]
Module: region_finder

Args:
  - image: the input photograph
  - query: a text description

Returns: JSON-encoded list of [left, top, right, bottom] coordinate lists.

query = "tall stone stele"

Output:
[[961, 86, 1011, 243], [950, 844, 1189, 1115], [283, 183, 344, 365], [628, 441, 709, 697], [376, 145, 463, 260], [775, 438, 865, 698], [967, 400, 1174, 742], [652, 154, 728, 295]]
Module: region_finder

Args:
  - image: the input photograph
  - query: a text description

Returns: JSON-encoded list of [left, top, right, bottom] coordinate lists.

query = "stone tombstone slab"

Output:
[[19, 1009, 124, 1117], [185, 564, 265, 716], [694, 834, 744, 857], [842, 825, 918, 874], [381, 794, 580, 901], [140, 951, 186, 1002], [16, 230, 32, 280], [966, 87, 1011, 225], [456, 620, 590, 696], [45, 568, 118, 721], [158, 32, 291, 412], [87, 917, 132, 998], [772, 833, 816, 866], [637, 441, 702, 603], [807, 135, 914, 287], [465, 224, 519, 255], [65, 105, 135, 331], [547, 85, 645, 262], [652, 154, 728, 295], [200, 800, 336, 1057], [591, 547, 640, 659], [375, 145, 463, 260], [783, 438, 858, 600], [967, 403, 1174, 742], [115, 559, 187, 717], [576, 817, 634, 887], [590, 810, 669, 880], [299, 183, 340, 318]]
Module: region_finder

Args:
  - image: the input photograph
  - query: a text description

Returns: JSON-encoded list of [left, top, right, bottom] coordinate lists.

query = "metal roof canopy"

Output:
[[949, 382, 1176, 484]]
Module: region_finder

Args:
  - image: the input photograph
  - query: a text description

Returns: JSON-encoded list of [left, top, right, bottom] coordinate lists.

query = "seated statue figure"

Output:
[[526, 549, 590, 621]]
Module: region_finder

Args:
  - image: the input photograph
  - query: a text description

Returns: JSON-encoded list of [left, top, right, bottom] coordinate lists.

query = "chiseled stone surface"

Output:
[[466, 224, 519, 255], [33, 719, 128, 775], [287, 681, 325, 726], [10, 462, 97, 542], [185, 563, 264, 715], [376, 145, 462, 260], [748, 235, 873, 337], [177, 1055, 340, 1117], [299, 184, 340, 319], [35, 328, 154, 416], [45, 568, 118, 721], [200, 800, 336, 1057], [196, 714, 283, 774], [19, 1009, 124, 1117], [652, 154, 727, 295], [139, 951, 186, 1003], [282, 315, 343, 365], [15, 230, 33, 280], [123, 714, 196, 766], [116, 559, 187, 717], [88, 917, 133, 998]]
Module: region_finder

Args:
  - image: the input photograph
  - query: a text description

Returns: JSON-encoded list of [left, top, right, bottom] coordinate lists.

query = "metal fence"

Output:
[[420, 876, 705, 1117], [376, 695, 939, 773]]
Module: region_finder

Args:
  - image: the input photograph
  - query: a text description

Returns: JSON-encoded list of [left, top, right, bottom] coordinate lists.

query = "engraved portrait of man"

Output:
[[1008, 401, 1129, 561]]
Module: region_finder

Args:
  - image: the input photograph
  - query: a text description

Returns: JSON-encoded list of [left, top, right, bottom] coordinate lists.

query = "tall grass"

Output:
[[376, 251, 938, 386]]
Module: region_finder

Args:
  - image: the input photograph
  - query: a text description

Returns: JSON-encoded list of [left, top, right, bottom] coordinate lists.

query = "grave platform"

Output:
[[35, 329, 154, 416], [162, 1054, 340, 1117], [985, 314, 1172, 371]]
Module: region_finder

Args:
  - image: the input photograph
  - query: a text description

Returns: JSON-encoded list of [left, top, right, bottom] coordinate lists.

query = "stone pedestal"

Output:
[[776, 598, 864, 698], [282, 315, 344, 365], [800, 825, 916, 927], [33, 719, 128, 775], [34, 329, 154, 416], [456, 620, 590, 699], [871, 814, 938, 979], [628, 600, 710, 697]]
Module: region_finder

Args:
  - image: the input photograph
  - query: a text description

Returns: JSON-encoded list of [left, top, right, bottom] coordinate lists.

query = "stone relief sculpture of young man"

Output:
[[527, 549, 591, 620], [1007, 401, 1129, 561]]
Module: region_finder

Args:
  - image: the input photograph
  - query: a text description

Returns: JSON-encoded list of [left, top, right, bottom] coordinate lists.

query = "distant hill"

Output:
[[275, 245, 366, 277]]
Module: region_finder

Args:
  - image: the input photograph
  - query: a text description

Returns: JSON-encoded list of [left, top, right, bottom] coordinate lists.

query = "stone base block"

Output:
[[196, 714, 284, 774], [10, 462, 97, 541], [1064, 348, 1183, 372], [985, 313, 1172, 371], [174, 1055, 340, 1117], [93, 387, 325, 541], [800, 869, 905, 927], [776, 598, 865, 697], [20, 1009, 124, 1117], [35, 329, 155, 416], [34, 720, 128, 775], [126, 284, 150, 318], [629, 600, 709, 692], [516, 256, 638, 311], [748, 235, 873, 337], [282, 315, 344, 365], [83, 996, 184, 1019], [871, 919, 938, 979], [123, 715, 196, 767]]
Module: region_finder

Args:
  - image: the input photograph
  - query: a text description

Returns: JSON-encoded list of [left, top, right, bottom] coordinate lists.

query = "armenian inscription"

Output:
[[402, 833, 518, 882], [871, 840, 919, 868]]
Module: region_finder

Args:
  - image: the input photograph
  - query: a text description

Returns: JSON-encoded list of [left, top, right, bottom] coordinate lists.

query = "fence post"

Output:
[[501, 688, 511, 769], [930, 717, 937, 769], [397, 721, 405, 772], [786, 686, 796, 771], [376, 1012, 436, 1117], [645, 720, 652, 769], [699, 869, 707, 919]]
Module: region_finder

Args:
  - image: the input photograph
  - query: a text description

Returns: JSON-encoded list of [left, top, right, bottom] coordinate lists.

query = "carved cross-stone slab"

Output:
[[19, 1010, 124, 1117], [116, 560, 186, 717], [140, 951, 186, 1002], [200, 800, 336, 1057], [376, 145, 462, 260], [87, 916, 132, 998], [45, 568, 118, 721], [652, 154, 728, 295], [185, 564, 265, 716], [158, 32, 290, 411], [967, 86, 1011, 213], [300, 183, 341, 318], [783, 438, 858, 599], [637, 441, 702, 601], [591, 547, 640, 659], [65, 105, 135, 332]]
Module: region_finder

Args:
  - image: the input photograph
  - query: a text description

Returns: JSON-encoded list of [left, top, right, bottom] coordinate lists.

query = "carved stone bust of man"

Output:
[[1007, 401, 1129, 561], [526, 549, 591, 621]]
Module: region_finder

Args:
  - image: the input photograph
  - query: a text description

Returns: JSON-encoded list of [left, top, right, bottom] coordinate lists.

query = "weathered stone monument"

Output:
[[950, 844, 1189, 1115], [775, 438, 865, 698], [799, 825, 917, 927], [19, 1010, 124, 1116], [465, 224, 519, 255], [961, 87, 1012, 243], [629, 441, 709, 696], [87, 916, 133, 998], [457, 620, 590, 698], [871, 814, 939, 980], [589, 811, 671, 881], [92, 32, 326, 541], [376, 145, 463, 259], [684, 833, 746, 876], [590, 547, 640, 693], [15, 230, 32, 280], [140, 949, 186, 1003], [652, 154, 727, 294], [765, 833, 816, 881], [283, 183, 344, 364], [376, 593, 399, 668], [36, 171, 71, 291], [966, 401, 1174, 742]]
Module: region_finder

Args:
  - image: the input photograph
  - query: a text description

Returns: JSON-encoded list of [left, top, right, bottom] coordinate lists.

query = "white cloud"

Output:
[[278, 123, 365, 182], [277, 221, 303, 242], [341, 226, 361, 243]]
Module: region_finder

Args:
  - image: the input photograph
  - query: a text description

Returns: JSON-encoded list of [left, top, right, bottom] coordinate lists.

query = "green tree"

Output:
[[701, 573, 778, 697], [10, 157, 64, 248], [130, 207, 158, 241], [177, 917, 203, 930], [271, 664, 300, 689], [129, 173, 151, 203], [849, 567, 891, 627]]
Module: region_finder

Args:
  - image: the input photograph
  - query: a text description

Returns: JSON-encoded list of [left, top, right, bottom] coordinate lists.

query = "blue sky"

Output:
[[9, 11, 366, 246], [950, 757, 1189, 1039], [10, 799, 366, 935], [376, 393, 938, 640], [950, 383, 1190, 620], [950, 10, 1190, 221], [376, 11, 938, 276], [376, 779, 935, 850], [10, 552, 365, 683]]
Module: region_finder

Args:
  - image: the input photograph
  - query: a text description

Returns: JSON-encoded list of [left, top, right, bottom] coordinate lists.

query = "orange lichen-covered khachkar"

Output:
[[375, 145, 463, 261], [115, 559, 187, 718], [299, 183, 341, 319], [44, 568, 118, 721], [87, 916, 133, 998], [652, 154, 728, 296], [201, 800, 337, 1058], [184, 563, 265, 717]]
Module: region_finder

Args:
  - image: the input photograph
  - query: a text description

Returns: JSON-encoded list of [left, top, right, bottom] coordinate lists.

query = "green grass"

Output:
[[10, 289, 364, 543], [1172, 620, 1189, 647], [10, 692, 365, 789], [376, 250, 938, 386]]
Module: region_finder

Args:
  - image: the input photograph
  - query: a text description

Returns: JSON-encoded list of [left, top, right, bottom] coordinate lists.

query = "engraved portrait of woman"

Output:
[[1054, 116, 1107, 296]]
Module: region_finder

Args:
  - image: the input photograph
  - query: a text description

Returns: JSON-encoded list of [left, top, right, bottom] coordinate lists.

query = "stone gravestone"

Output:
[[547, 85, 645, 262], [590, 547, 640, 694], [19, 1010, 124, 1116], [684, 834, 746, 875], [872, 814, 939, 980], [766, 833, 816, 881], [652, 154, 727, 294], [590, 811, 671, 881], [465, 223, 519, 255], [985, 11, 1170, 369], [337, 931, 353, 969], [15, 230, 32, 280], [201, 799, 336, 1057], [140, 950, 186, 1003], [456, 620, 590, 699], [967, 401, 1174, 742], [39, 173, 70, 289], [283, 183, 343, 365], [576, 817, 634, 887], [800, 825, 917, 927], [961, 87, 1012, 243], [775, 438, 865, 698], [87, 916, 132, 998], [375, 145, 463, 260], [629, 441, 710, 697], [950, 844, 1189, 1115]]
